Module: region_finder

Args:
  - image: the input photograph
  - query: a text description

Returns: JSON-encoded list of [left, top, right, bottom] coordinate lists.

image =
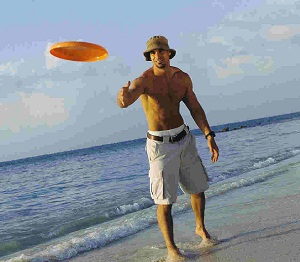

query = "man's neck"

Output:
[[152, 65, 172, 77]]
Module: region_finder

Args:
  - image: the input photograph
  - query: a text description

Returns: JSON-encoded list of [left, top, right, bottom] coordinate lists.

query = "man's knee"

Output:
[[191, 191, 205, 198], [157, 204, 172, 214]]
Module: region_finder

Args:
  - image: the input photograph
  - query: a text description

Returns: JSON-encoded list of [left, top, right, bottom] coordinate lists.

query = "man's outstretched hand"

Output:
[[117, 81, 131, 108]]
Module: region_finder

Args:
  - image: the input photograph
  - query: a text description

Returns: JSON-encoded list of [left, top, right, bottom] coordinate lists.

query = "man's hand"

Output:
[[207, 137, 219, 163], [117, 81, 131, 108]]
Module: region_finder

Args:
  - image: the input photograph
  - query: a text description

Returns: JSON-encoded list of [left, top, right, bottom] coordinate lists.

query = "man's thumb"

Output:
[[125, 81, 131, 88]]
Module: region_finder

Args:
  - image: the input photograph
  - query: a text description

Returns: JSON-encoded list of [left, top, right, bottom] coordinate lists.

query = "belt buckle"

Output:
[[170, 135, 176, 143]]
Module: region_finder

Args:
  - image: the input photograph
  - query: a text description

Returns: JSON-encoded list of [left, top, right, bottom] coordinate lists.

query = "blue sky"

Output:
[[1, 0, 300, 162]]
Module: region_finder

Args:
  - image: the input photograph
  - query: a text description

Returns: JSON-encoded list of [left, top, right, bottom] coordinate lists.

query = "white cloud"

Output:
[[266, 24, 300, 41], [223, 55, 253, 66], [190, 0, 300, 83], [0, 59, 25, 76], [215, 64, 244, 78], [213, 52, 276, 78], [255, 56, 274, 73], [209, 36, 229, 45], [44, 42, 59, 70], [214, 55, 253, 78], [0, 93, 68, 132], [211, 0, 225, 9], [266, 0, 298, 5], [2, 0, 300, 162]]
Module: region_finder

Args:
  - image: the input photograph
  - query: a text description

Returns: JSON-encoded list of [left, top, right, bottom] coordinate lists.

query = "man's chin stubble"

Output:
[[155, 63, 166, 68]]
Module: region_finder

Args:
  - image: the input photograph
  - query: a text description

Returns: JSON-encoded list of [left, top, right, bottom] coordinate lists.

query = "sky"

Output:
[[1, 0, 300, 162]]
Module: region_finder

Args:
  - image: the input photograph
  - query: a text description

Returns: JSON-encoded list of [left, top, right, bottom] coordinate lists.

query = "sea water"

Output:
[[1, 112, 300, 261]]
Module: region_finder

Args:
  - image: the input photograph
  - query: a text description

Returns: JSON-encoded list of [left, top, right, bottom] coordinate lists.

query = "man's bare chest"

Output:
[[146, 79, 186, 102]]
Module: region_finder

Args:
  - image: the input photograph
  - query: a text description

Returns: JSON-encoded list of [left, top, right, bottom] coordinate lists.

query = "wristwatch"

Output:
[[205, 131, 216, 139]]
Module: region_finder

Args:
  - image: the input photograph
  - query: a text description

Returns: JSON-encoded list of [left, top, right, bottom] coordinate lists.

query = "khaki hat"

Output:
[[143, 36, 176, 61]]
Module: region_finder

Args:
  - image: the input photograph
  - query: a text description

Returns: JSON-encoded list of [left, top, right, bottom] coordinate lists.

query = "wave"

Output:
[[253, 157, 275, 169], [105, 197, 153, 217], [252, 147, 300, 170], [209, 147, 300, 185], [40, 197, 154, 240], [3, 157, 299, 262], [292, 149, 300, 156]]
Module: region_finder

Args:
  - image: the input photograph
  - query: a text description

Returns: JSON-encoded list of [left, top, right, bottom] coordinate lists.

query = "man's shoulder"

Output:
[[171, 66, 190, 79], [135, 68, 153, 85], [131, 69, 152, 93], [171, 66, 183, 73], [139, 68, 153, 78], [171, 66, 187, 75]]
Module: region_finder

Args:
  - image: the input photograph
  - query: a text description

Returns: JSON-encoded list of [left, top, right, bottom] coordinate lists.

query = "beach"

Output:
[[1, 113, 300, 262], [67, 159, 300, 262]]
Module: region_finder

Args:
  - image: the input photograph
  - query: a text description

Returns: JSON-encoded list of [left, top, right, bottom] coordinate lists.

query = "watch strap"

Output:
[[205, 131, 216, 139]]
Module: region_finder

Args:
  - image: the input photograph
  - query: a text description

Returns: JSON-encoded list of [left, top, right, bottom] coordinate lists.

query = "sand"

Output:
[[66, 190, 299, 262], [66, 160, 300, 261]]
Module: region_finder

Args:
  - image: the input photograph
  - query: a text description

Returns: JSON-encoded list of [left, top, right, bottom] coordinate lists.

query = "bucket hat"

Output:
[[143, 36, 176, 61]]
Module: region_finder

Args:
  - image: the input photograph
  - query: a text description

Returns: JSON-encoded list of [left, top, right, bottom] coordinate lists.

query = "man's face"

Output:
[[150, 49, 171, 68]]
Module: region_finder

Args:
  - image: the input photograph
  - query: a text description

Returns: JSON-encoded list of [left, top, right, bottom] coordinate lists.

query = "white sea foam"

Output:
[[3, 210, 158, 262], [292, 149, 300, 155], [110, 197, 153, 216], [253, 157, 275, 168]]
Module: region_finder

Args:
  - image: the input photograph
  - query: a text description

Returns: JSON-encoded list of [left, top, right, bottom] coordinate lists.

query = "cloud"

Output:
[[0, 59, 25, 76], [188, 0, 300, 82], [215, 64, 244, 79], [1, 42, 132, 141], [266, 25, 300, 41], [2, 0, 300, 162], [266, 0, 298, 5], [209, 36, 229, 45], [44, 42, 59, 70], [214, 54, 276, 78], [214, 55, 253, 79], [223, 55, 253, 66], [0, 92, 68, 132]]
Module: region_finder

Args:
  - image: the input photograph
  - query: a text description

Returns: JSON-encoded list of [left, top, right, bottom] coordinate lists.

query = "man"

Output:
[[117, 36, 219, 261]]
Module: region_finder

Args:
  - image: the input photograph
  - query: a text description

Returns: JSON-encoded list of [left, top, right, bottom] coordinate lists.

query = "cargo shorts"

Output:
[[146, 126, 209, 205]]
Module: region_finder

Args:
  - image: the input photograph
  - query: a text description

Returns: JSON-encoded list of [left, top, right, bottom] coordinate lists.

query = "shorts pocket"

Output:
[[146, 139, 159, 162], [149, 169, 164, 200]]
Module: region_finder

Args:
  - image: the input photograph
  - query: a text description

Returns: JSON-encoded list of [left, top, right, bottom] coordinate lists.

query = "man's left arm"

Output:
[[182, 75, 219, 163]]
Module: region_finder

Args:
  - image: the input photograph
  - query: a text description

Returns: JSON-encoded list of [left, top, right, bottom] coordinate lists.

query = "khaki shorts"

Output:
[[146, 126, 209, 205]]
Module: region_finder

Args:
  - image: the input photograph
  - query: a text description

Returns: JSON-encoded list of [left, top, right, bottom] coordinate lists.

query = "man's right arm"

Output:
[[117, 78, 145, 108]]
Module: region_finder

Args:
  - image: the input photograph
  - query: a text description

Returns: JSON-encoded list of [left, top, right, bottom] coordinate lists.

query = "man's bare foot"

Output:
[[196, 228, 219, 248], [195, 227, 211, 240], [199, 238, 219, 248], [166, 248, 186, 262]]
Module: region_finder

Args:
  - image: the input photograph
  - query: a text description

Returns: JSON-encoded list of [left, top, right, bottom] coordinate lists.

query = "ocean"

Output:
[[1, 111, 300, 262]]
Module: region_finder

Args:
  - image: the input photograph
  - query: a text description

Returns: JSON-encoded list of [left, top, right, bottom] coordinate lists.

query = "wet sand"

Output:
[[67, 161, 300, 261], [67, 190, 299, 262]]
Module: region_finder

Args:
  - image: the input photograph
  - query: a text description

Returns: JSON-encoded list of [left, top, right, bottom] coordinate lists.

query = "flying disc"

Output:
[[50, 41, 108, 62]]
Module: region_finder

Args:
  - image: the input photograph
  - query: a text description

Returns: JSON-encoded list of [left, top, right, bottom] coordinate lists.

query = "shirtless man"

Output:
[[117, 36, 219, 261]]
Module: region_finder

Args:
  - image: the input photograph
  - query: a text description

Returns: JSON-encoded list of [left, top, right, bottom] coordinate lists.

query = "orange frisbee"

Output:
[[50, 41, 108, 62]]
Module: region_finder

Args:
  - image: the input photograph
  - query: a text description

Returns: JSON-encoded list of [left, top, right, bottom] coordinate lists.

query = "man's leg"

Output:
[[190, 192, 211, 239], [157, 204, 185, 260]]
